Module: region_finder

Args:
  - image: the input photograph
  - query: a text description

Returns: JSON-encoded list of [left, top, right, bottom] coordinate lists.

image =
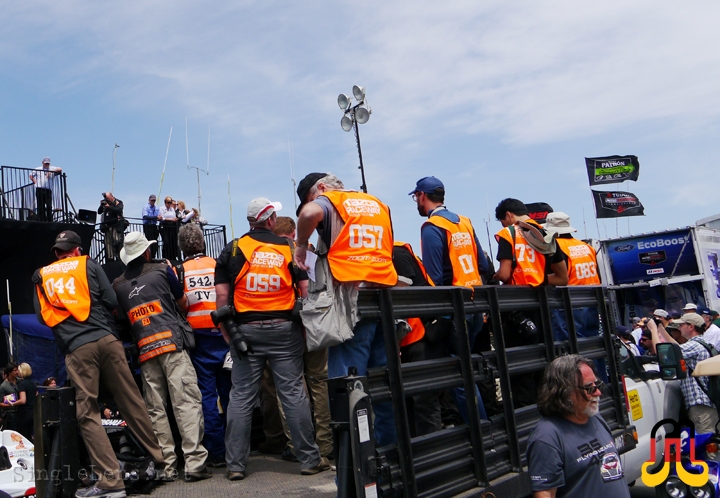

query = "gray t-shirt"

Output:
[[527, 415, 630, 498]]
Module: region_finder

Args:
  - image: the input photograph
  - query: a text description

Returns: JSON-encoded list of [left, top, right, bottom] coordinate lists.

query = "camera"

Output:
[[211, 305, 252, 358], [508, 310, 538, 337]]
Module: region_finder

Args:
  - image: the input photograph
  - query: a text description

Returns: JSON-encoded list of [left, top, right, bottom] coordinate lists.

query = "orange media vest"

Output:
[[181, 256, 217, 329], [394, 241, 435, 347], [233, 236, 296, 313], [36, 255, 92, 327], [322, 191, 397, 286], [557, 238, 601, 286], [495, 222, 547, 287], [423, 215, 482, 287]]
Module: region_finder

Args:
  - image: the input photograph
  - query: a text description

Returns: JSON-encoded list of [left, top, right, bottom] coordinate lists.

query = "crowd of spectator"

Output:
[[0, 362, 54, 441], [24, 167, 720, 497]]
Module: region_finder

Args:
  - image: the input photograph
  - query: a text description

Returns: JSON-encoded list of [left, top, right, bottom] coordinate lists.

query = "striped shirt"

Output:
[[681, 336, 714, 409]]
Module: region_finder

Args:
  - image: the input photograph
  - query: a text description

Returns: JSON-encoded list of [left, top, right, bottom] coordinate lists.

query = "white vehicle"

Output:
[[0, 430, 35, 497], [616, 342, 684, 485], [596, 214, 720, 326]]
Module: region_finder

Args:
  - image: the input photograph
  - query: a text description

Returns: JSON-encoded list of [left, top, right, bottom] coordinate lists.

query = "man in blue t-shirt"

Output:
[[527, 355, 630, 498]]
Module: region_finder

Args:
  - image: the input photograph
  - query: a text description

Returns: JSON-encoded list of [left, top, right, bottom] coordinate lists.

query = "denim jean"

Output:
[[451, 313, 488, 421], [551, 307, 600, 340], [551, 307, 607, 382], [189, 332, 232, 459], [328, 319, 397, 447]]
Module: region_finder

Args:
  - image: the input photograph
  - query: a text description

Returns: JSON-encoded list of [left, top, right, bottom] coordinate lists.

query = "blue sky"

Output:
[[2, 1, 719, 256]]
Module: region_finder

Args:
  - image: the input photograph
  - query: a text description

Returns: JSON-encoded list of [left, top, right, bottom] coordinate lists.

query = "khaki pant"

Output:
[[140, 350, 208, 473], [267, 346, 333, 456], [66, 335, 164, 491], [689, 404, 720, 434]]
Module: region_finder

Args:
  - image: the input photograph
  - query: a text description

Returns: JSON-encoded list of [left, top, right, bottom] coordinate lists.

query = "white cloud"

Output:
[[5, 1, 720, 148], [2, 0, 719, 244]]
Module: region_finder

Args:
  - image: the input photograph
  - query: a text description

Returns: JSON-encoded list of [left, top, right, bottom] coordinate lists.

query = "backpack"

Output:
[[692, 339, 720, 410]]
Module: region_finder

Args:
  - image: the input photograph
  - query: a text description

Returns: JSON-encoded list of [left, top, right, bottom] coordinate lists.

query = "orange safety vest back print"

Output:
[[181, 256, 217, 329], [322, 190, 397, 286], [424, 215, 483, 287], [37, 255, 92, 327], [495, 224, 546, 287], [233, 236, 295, 313], [557, 238, 601, 286]]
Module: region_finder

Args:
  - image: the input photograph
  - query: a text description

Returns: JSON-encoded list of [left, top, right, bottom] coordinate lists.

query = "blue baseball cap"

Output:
[[409, 176, 445, 196]]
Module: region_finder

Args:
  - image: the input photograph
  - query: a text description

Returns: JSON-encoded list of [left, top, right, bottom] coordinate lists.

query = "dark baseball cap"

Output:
[[52, 230, 82, 252], [409, 176, 445, 196], [296, 172, 328, 216], [615, 325, 631, 338], [700, 307, 713, 316]]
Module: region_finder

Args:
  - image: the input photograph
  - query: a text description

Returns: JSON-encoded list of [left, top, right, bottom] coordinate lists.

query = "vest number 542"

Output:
[[349, 224, 384, 249]]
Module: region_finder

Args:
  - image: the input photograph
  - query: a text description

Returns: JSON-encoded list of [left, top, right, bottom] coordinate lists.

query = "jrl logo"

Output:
[[641, 419, 708, 487]]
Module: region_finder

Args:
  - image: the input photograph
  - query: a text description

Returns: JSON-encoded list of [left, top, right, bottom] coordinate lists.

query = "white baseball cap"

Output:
[[247, 197, 282, 223]]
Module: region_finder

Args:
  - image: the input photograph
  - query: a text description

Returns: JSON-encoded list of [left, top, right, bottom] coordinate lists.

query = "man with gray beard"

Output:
[[526, 355, 629, 498]]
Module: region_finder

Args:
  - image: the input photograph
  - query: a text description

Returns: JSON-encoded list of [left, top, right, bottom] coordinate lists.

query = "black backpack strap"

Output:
[[174, 262, 185, 286], [696, 338, 718, 356], [286, 238, 297, 269], [508, 225, 517, 270]]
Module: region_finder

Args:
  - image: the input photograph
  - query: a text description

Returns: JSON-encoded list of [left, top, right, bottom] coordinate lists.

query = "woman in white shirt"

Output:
[[159, 196, 180, 259]]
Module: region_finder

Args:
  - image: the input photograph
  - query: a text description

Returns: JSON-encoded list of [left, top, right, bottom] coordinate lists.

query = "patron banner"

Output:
[[585, 155, 640, 185], [591, 190, 645, 218]]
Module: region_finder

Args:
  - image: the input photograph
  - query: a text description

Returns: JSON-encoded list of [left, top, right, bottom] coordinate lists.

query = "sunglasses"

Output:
[[165, 201, 172, 204], [577, 380, 604, 395]]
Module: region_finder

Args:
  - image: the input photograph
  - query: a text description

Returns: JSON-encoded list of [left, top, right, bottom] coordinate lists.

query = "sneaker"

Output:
[[183, 467, 213, 482], [156, 468, 178, 482], [227, 470, 245, 481], [301, 457, 331, 476], [207, 455, 227, 468], [281, 446, 298, 462], [75, 485, 126, 498]]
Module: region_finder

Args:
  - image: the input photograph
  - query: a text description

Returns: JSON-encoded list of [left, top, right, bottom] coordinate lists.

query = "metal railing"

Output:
[[1, 165, 70, 222], [90, 217, 227, 264], [331, 285, 633, 498]]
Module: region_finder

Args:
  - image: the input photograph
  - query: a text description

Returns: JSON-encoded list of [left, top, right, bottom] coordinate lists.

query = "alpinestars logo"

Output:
[[129, 285, 146, 298]]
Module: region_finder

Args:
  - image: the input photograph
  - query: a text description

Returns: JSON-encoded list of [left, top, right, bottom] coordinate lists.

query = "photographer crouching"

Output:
[[98, 192, 126, 262]]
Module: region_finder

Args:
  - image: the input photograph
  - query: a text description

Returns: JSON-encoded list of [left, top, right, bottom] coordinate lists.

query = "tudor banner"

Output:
[[591, 190, 645, 218], [585, 155, 640, 185]]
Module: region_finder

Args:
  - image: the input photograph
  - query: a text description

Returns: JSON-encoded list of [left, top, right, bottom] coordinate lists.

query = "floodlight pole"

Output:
[[353, 116, 367, 193], [111, 143, 119, 192], [338, 86, 371, 194]]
